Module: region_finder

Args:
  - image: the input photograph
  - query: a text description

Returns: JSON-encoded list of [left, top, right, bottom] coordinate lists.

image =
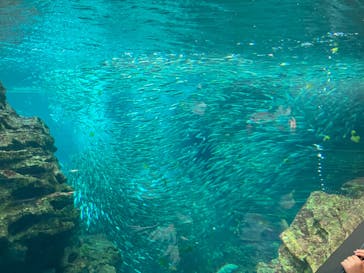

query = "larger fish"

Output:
[[216, 263, 239, 273]]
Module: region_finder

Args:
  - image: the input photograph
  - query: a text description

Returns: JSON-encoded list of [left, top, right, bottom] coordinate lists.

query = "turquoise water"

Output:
[[1, 0, 364, 272]]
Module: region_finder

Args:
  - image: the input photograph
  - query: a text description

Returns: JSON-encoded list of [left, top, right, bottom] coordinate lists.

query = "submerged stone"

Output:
[[257, 189, 364, 273]]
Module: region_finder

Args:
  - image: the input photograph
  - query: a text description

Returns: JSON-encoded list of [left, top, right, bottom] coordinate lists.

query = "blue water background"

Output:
[[1, 0, 364, 272]]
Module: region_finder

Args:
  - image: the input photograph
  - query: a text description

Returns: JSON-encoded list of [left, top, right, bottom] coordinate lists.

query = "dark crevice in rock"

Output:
[[1, 169, 18, 177], [55, 172, 67, 184], [0, 152, 26, 165], [8, 214, 48, 235], [0, 119, 16, 130], [15, 165, 50, 177], [67, 251, 78, 263], [12, 184, 53, 200], [10, 138, 29, 149], [312, 218, 329, 242], [0, 238, 9, 256], [50, 197, 73, 211]]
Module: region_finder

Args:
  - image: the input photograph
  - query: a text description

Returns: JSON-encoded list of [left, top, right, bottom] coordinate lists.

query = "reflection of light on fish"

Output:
[[289, 117, 296, 129], [301, 42, 313, 48], [69, 169, 79, 173], [179, 235, 189, 241]]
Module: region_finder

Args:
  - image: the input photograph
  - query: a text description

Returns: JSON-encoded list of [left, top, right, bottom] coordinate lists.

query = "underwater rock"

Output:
[[256, 190, 364, 273], [0, 82, 78, 272], [61, 234, 122, 273]]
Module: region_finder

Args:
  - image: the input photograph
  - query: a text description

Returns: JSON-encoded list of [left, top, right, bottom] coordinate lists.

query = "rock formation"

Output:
[[0, 82, 122, 273], [0, 82, 78, 272], [257, 180, 364, 273]]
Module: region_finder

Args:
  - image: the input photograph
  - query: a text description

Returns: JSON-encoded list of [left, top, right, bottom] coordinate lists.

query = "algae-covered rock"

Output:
[[0, 82, 78, 273], [61, 234, 122, 273], [257, 190, 364, 273]]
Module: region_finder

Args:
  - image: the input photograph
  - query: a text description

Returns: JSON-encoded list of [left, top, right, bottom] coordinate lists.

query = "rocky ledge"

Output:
[[257, 178, 364, 273], [0, 82, 122, 273]]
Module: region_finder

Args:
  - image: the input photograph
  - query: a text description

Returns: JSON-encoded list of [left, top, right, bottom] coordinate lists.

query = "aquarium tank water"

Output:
[[0, 0, 363, 272]]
